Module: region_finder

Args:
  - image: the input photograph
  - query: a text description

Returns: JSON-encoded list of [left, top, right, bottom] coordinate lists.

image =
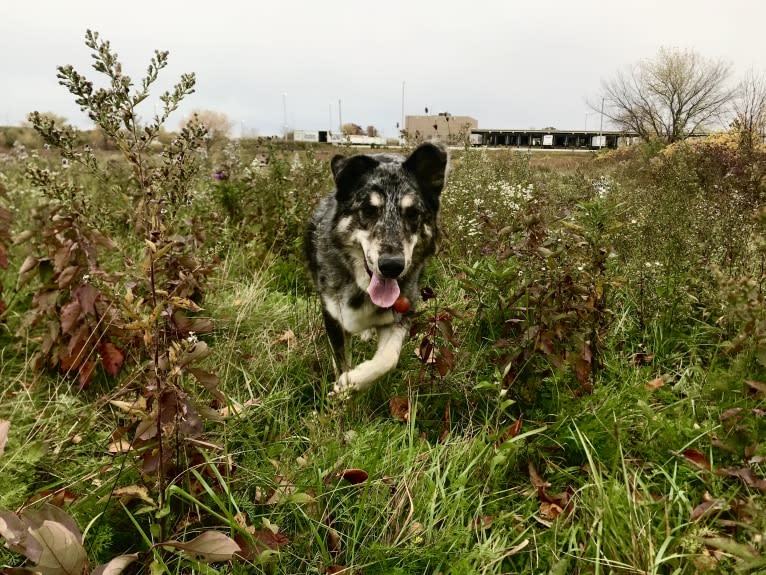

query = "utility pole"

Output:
[[401, 80, 405, 138], [338, 99, 342, 135], [599, 97, 604, 149], [282, 93, 288, 140]]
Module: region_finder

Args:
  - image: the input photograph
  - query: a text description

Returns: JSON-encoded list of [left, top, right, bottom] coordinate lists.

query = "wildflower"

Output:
[[214, 169, 226, 181]]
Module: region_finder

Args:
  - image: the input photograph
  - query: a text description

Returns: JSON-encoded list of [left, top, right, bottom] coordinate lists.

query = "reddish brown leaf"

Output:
[[716, 467, 766, 491], [539, 501, 564, 520], [56, 265, 80, 289], [389, 397, 410, 422], [60, 325, 89, 372], [528, 462, 550, 489], [28, 488, 79, 507], [690, 498, 727, 522], [98, 342, 125, 377], [78, 359, 97, 389], [574, 358, 591, 385], [682, 449, 711, 471], [74, 283, 99, 316], [416, 336, 435, 364], [498, 419, 523, 446], [338, 468, 368, 485], [59, 300, 82, 335], [253, 529, 290, 550], [435, 346, 455, 376], [435, 319, 458, 346], [719, 407, 743, 421]]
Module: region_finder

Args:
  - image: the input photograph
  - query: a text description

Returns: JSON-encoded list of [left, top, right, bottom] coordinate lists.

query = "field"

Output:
[[1, 40, 766, 575]]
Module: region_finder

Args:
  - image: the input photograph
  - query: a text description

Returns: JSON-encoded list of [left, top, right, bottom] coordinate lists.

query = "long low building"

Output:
[[404, 114, 639, 149], [470, 128, 639, 149]]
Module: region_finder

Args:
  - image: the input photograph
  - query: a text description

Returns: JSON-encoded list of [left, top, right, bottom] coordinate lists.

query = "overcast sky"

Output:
[[2, 1, 765, 138]]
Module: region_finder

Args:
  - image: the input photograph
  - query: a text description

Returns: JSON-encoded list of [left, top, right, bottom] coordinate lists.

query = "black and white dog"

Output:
[[305, 142, 448, 396]]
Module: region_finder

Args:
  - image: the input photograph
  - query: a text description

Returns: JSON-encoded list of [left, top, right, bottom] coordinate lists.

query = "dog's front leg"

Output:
[[323, 308, 351, 373], [333, 324, 407, 396]]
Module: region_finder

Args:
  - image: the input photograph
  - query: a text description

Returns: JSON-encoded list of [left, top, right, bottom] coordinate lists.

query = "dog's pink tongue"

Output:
[[367, 274, 400, 308]]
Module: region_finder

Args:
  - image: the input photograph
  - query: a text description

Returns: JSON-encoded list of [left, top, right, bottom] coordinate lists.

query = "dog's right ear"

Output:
[[331, 154, 379, 202]]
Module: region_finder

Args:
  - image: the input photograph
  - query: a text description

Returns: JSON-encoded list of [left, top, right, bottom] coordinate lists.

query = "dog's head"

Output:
[[330, 142, 448, 307]]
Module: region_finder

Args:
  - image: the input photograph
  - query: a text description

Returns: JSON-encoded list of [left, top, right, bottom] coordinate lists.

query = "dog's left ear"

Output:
[[331, 154, 379, 203], [404, 142, 448, 201]]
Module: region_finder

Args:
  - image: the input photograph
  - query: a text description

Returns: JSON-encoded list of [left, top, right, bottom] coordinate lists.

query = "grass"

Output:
[[1, 139, 765, 574]]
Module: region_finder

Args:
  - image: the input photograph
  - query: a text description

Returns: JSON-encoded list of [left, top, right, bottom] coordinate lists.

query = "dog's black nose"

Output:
[[378, 255, 405, 278]]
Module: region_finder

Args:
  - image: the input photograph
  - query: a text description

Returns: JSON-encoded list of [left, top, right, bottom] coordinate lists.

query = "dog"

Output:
[[305, 142, 448, 396]]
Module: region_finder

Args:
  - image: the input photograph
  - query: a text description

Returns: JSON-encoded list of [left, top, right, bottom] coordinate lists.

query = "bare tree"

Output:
[[732, 70, 766, 150], [598, 47, 734, 143], [181, 109, 233, 141], [342, 123, 364, 136]]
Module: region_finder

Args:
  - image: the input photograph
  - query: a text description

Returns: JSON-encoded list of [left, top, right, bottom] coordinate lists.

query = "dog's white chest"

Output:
[[322, 295, 394, 335]]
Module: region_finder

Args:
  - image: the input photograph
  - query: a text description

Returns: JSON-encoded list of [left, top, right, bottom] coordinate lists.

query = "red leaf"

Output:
[[98, 342, 125, 376], [682, 449, 711, 471], [338, 468, 368, 484]]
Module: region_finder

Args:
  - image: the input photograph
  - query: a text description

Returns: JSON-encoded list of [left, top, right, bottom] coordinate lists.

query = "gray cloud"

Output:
[[2, 0, 764, 137]]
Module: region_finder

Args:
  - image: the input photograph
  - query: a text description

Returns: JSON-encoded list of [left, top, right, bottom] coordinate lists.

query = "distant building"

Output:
[[405, 113, 478, 144]]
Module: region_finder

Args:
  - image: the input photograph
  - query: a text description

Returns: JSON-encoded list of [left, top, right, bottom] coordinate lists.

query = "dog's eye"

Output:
[[361, 204, 379, 218], [404, 207, 420, 222]]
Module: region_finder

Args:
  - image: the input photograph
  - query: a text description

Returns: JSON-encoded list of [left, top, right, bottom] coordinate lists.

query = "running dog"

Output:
[[305, 142, 448, 396]]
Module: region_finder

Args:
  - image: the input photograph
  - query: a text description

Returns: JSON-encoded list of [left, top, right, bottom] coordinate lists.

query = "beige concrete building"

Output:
[[404, 114, 478, 145]]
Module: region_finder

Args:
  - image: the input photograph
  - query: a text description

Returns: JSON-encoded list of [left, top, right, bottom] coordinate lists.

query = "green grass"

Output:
[[1, 142, 765, 574]]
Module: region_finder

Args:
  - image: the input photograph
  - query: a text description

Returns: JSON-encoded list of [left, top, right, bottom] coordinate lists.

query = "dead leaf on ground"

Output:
[[160, 531, 241, 562], [745, 380, 766, 397], [690, 493, 728, 521], [719, 407, 743, 421], [528, 462, 550, 489], [645, 376, 664, 391], [389, 397, 410, 422], [92, 553, 140, 575], [337, 468, 369, 485], [681, 448, 711, 471], [539, 501, 564, 520], [716, 467, 766, 491], [271, 329, 297, 348], [99, 485, 156, 506]]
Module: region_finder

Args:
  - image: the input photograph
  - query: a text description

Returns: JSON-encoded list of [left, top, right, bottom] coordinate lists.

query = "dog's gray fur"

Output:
[[305, 142, 448, 395]]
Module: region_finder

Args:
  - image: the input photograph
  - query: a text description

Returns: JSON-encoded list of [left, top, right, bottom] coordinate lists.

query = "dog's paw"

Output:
[[329, 372, 357, 400]]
